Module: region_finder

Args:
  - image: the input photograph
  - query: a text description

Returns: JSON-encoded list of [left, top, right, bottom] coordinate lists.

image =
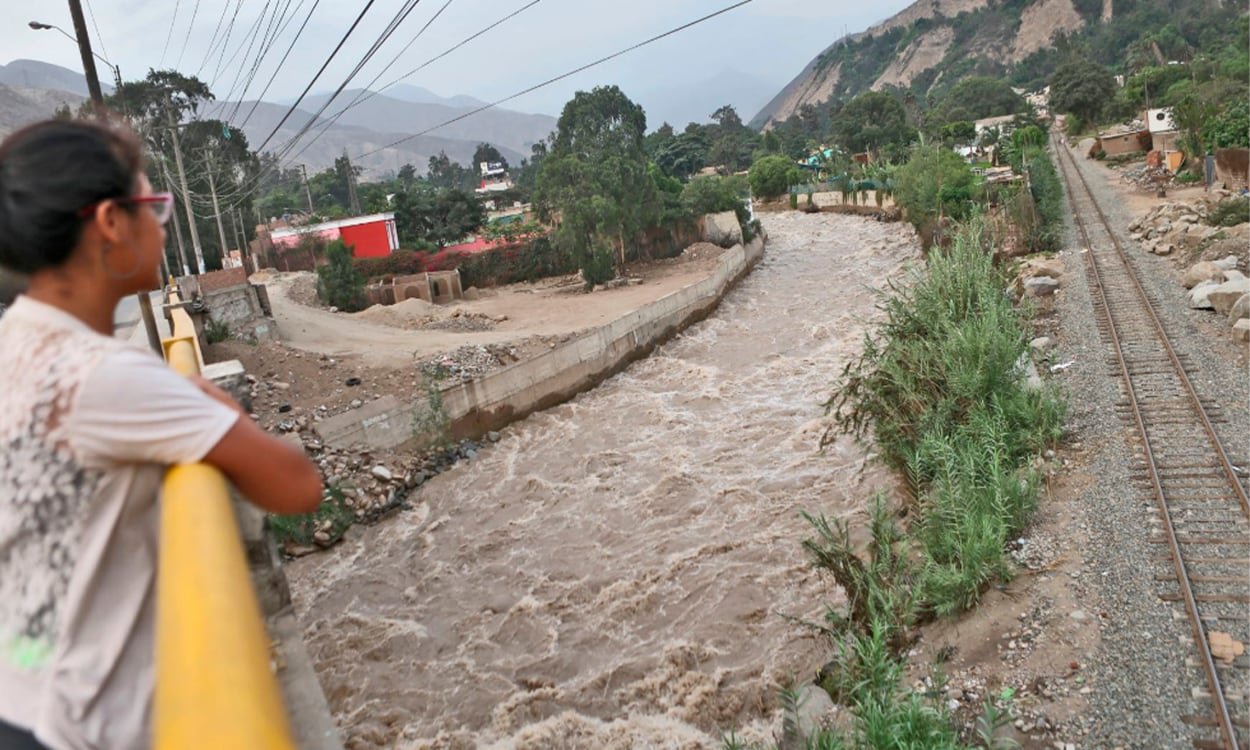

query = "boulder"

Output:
[[1183, 261, 1226, 289], [1023, 276, 1060, 297], [1209, 278, 1250, 317], [1021, 257, 1065, 280], [1030, 336, 1052, 352], [1213, 255, 1241, 271], [1224, 269, 1246, 282], [1234, 319, 1250, 342], [1150, 242, 1176, 256], [1189, 281, 1219, 309], [703, 210, 743, 247], [1228, 294, 1250, 326]]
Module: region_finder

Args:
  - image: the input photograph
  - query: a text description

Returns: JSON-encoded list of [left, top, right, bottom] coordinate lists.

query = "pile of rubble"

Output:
[[1181, 255, 1250, 341], [418, 309, 502, 332], [1127, 194, 1249, 260], [415, 343, 522, 381], [1117, 162, 1173, 190]]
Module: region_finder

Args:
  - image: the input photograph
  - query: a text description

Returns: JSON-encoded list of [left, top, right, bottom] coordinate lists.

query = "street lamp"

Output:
[[28, 20, 124, 96]]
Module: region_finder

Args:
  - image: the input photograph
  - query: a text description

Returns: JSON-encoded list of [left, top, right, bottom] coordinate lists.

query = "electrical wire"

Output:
[[197, 0, 246, 80], [286, 0, 538, 164], [283, 0, 456, 165], [221, 0, 302, 123], [174, 0, 202, 71], [234, 0, 323, 131], [83, 0, 110, 68], [159, 0, 181, 67], [251, 0, 379, 155], [354, 0, 755, 159], [213, 0, 281, 104]]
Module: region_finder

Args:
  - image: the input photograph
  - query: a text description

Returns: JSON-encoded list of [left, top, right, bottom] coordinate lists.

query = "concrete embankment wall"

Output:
[[442, 235, 765, 438], [316, 236, 765, 450]]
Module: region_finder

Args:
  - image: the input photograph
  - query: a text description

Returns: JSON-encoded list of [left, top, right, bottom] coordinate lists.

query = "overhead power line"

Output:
[[159, 0, 181, 67], [234, 0, 324, 131], [251, 0, 379, 155], [221, 0, 303, 123], [174, 0, 202, 71], [355, 0, 755, 159]]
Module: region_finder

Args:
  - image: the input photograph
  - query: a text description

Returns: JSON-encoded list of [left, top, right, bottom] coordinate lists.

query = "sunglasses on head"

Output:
[[77, 192, 175, 225]]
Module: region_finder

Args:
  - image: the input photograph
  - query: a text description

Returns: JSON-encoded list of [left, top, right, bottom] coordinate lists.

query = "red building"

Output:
[[269, 213, 400, 259]]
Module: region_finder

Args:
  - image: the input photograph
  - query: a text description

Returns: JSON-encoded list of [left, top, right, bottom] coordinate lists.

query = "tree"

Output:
[[830, 91, 914, 156], [397, 163, 417, 182], [654, 130, 709, 179], [315, 240, 366, 311], [1049, 58, 1117, 128], [749, 155, 801, 200], [1204, 99, 1250, 149], [534, 86, 659, 286], [682, 175, 749, 229], [472, 142, 508, 170], [392, 186, 485, 248], [893, 144, 975, 247], [930, 77, 1025, 128], [940, 121, 977, 146], [427, 151, 475, 190]]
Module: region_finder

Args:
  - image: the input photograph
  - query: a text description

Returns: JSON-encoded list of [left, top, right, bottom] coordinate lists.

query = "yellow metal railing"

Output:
[[153, 289, 296, 749]]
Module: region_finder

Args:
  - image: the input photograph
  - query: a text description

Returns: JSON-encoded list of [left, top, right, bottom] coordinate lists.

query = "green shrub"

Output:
[[1207, 197, 1250, 227], [316, 240, 367, 311], [205, 317, 230, 344], [749, 155, 802, 199], [269, 487, 355, 549]]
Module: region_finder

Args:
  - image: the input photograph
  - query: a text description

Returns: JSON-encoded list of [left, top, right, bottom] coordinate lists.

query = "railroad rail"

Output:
[[1052, 135, 1249, 750]]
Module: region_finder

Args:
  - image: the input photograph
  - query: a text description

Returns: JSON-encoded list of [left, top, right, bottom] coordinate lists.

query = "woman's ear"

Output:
[[92, 199, 126, 245]]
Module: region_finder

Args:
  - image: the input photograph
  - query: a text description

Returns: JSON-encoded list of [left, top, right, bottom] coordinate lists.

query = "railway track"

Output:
[[1052, 135, 1250, 750]]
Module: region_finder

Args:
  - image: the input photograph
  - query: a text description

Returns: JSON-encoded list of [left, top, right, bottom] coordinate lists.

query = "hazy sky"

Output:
[[6, 0, 913, 118]]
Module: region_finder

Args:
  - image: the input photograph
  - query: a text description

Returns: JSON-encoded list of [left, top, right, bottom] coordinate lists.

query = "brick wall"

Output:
[[197, 266, 248, 293]]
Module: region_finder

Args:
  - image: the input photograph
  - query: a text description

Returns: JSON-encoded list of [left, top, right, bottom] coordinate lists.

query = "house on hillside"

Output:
[[1147, 107, 1182, 158], [1096, 124, 1150, 157], [475, 161, 512, 194], [974, 115, 1017, 144], [269, 213, 400, 259]]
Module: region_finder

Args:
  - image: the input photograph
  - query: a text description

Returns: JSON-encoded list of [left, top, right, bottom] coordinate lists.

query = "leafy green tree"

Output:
[[893, 144, 975, 246], [1204, 99, 1250, 149], [1049, 59, 1117, 128], [392, 186, 485, 248], [654, 130, 710, 179], [681, 175, 749, 231], [940, 121, 976, 146], [316, 240, 366, 311], [830, 91, 914, 157], [472, 142, 508, 170], [749, 155, 801, 200], [397, 163, 417, 182], [427, 151, 476, 190], [534, 85, 660, 286], [930, 77, 1025, 128]]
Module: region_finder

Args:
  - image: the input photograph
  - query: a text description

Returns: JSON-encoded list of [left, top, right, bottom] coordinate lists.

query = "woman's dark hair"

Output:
[[0, 117, 145, 274]]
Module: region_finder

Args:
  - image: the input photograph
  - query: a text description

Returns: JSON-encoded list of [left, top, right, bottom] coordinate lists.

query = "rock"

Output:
[[277, 404, 292, 413], [1016, 353, 1044, 391], [777, 685, 836, 748], [703, 210, 743, 247], [486, 430, 501, 443], [349, 398, 363, 408], [1149, 242, 1175, 256], [1209, 278, 1250, 317], [1022, 257, 1065, 280], [345, 376, 362, 386], [1183, 261, 1225, 289], [1228, 294, 1250, 325], [1030, 336, 1052, 352], [1023, 276, 1061, 297], [1190, 281, 1220, 309], [1213, 255, 1240, 271], [1234, 318, 1250, 342], [371, 465, 393, 481], [1224, 269, 1246, 281], [1070, 610, 1089, 621]]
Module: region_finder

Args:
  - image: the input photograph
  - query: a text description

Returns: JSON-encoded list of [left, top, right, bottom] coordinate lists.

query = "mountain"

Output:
[[752, 0, 1247, 129], [0, 84, 86, 137], [0, 59, 112, 97], [202, 98, 532, 180], [384, 83, 489, 109], [635, 69, 780, 130]]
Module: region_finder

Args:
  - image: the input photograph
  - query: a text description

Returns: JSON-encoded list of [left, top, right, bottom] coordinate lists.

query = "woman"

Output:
[[0, 118, 323, 749]]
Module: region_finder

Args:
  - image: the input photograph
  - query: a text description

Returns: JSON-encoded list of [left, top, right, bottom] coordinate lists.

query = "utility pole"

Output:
[[299, 164, 314, 214], [204, 148, 231, 269], [343, 149, 361, 215], [167, 105, 206, 273], [67, 0, 161, 351], [66, 0, 103, 107], [158, 158, 191, 276]]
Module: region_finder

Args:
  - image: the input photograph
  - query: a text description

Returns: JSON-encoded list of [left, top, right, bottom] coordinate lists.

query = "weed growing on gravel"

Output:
[[269, 486, 355, 549]]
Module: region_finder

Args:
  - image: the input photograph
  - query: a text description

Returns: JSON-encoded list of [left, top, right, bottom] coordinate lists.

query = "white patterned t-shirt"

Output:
[[0, 295, 238, 750]]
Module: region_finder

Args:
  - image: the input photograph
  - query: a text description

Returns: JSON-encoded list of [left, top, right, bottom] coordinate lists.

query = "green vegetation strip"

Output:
[[729, 221, 1064, 749]]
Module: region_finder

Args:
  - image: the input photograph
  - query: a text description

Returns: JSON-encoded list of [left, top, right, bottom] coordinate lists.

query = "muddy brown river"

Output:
[[287, 213, 921, 749]]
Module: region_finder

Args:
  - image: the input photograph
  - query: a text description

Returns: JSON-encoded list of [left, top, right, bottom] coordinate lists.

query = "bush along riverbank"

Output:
[[729, 220, 1065, 749]]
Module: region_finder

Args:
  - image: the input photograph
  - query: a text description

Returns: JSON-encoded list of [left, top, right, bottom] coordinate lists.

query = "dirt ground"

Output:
[[245, 243, 727, 370], [205, 243, 729, 428]]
